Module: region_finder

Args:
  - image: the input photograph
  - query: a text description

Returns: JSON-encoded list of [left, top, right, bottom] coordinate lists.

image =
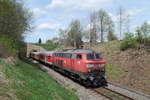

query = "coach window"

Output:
[[70, 54, 72, 58], [77, 54, 82, 60], [47, 56, 51, 59], [71, 54, 76, 59], [66, 54, 69, 58]]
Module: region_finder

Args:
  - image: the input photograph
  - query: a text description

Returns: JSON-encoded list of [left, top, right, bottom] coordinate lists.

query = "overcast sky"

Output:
[[23, 0, 150, 43]]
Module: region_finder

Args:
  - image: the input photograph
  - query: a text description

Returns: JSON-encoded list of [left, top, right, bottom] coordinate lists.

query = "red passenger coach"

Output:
[[31, 51, 54, 65], [30, 52, 40, 60]]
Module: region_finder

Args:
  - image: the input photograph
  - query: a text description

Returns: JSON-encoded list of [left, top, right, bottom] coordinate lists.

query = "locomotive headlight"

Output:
[[87, 64, 95, 68], [99, 64, 105, 67]]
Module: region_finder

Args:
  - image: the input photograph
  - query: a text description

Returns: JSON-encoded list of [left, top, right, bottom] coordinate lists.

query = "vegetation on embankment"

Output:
[[0, 59, 78, 100], [35, 39, 60, 51], [36, 43, 59, 51], [0, 36, 23, 57], [0, 0, 31, 58]]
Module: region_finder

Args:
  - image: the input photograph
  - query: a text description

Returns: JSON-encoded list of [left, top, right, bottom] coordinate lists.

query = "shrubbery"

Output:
[[0, 36, 20, 57], [120, 33, 150, 50], [0, 0, 31, 58], [120, 22, 150, 50], [120, 33, 139, 50]]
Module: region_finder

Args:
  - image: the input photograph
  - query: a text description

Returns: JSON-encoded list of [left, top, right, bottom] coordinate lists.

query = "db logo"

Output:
[[64, 61, 66, 63], [77, 61, 81, 64]]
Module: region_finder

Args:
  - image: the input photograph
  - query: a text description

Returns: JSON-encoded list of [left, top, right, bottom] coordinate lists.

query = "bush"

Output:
[[0, 36, 20, 57], [120, 33, 138, 50], [144, 37, 150, 46], [107, 32, 118, 41], [135, 31, 144, 44]]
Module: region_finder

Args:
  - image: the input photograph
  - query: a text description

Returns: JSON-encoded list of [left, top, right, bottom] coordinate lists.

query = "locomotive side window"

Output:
[[77, 54, 82, 60], [71, 54, 76, 59], [96, 53, 101, 59]]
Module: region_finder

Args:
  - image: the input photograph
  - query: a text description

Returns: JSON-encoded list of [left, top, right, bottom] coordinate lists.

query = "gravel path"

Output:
[[32, 60, 109, 100]]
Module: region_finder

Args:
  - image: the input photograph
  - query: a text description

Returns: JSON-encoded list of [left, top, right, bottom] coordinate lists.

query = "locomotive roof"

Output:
[[55, 49, 96, 53]]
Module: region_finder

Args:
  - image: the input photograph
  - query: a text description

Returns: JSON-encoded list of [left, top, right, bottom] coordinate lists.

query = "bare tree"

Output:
[[98, 9, 112, 42], [67, 20, 83, 48], [58, 28, 67, 45], [90, 11, 98, 43], [124, 14, 131, 33], [117, 7, 125, 40], [107, 16, 117, 41]]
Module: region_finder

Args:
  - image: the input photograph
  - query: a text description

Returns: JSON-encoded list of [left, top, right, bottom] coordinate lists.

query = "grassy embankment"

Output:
[[36, 43, 59, 51], [0, 59, 78, 100], [0, 36, 78, 100]]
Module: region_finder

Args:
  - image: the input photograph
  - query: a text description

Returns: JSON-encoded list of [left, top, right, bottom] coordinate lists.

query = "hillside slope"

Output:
[[85, 41, 150, 94], [0, 59, 78, 100]]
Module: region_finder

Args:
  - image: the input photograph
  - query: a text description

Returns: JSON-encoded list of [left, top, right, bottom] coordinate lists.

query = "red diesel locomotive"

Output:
[[30, 49, 107, 86]]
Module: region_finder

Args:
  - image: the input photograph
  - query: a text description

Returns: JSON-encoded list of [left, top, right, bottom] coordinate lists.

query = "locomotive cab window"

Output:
[[87, 54, 94, 60], [96, 53, 101, 59], [77, 54, 82, 60]]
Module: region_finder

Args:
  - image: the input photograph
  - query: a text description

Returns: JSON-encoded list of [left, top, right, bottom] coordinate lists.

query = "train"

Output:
[[30, 49, 107, 87]]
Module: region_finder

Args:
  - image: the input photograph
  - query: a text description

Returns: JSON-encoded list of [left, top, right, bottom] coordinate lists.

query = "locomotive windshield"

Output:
[[96, 53, 101, 59], [87, 53, 101, 60], [87, 54, 94, 60]]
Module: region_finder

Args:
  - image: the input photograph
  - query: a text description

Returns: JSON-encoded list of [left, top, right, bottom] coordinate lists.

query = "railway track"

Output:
[[103, 87, 133, 100], [93, 87, 133, 100], [91, 82, 150, 100], [30, 58, 150, 100], [92, 89, 114, 100], [106, 82, 150, 100]]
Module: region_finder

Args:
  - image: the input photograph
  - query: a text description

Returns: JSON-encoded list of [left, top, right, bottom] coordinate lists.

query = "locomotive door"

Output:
[[71, 54, 76, 70], [75, 54, 83, 71]]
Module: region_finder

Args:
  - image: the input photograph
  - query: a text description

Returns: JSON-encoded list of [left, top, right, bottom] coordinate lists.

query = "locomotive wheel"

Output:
[[81, 79, 92, 87]]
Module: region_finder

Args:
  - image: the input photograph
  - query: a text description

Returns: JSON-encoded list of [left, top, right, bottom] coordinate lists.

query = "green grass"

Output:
[[106, 64, 125, 81], [0, 60, 78, 100], [36, 43, 59, 51]]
